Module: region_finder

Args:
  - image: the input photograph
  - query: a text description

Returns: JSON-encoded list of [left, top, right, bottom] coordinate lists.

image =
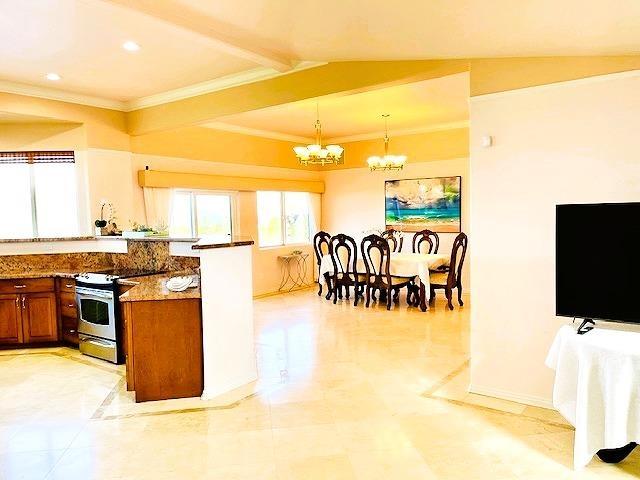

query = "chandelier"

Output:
[[367, 114, 407, 171], [293, 105, 344, 166]]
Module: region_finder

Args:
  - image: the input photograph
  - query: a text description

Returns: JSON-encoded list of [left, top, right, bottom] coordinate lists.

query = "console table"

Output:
[[546, 325, 640, 468], [277, 253, 310, 292]]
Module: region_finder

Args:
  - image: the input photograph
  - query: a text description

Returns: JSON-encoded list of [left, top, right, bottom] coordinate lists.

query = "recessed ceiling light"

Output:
[[45, 73, 61, 81], [122, 41, 140, 52]]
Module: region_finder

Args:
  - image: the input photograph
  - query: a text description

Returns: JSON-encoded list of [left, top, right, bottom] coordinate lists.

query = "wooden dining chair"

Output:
[[412, 229, 439, 254], [361, 234, 415, 311], [313, 231, 331, 296], [328, 234, 362, 306], [429, 232, 468, 310], [382, 229, 403, 252]]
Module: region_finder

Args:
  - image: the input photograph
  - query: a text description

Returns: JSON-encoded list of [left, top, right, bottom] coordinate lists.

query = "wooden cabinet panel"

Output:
[[56, 278, 76, 294], [22, 293, 58, 343], [128, 299, 203, 402], [0, 294, 22, 344], [0, 278, 54, 294], [59, 292, 77, 318]]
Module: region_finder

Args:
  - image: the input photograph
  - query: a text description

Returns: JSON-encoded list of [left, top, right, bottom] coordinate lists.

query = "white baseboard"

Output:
[[469, 384, 553, 409]]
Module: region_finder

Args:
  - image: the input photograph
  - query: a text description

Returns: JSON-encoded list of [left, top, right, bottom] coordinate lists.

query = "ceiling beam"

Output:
[[126, 60, 471, 135], [102, 0, 294, 72]]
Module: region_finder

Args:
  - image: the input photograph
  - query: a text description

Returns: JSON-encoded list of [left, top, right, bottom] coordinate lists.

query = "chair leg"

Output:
[[445, 287, 454, 310], [372, 289, 377, 301], [457, 281, 464, 306], [333, 283, 338, 304], [429, 288, 435, 305], [386, 290, 392, 310], [365, 286, 371, 308], [393, 288, 400, 305], [318, 282, 323, 296], [354, 284, 359, 307], [345, 285, 350, 300]]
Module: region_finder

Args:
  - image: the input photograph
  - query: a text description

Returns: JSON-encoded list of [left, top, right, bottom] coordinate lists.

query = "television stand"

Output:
[[576, 318, 595, 335]]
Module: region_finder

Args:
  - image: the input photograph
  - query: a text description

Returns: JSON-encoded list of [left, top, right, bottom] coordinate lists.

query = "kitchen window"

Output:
[[0, 151, 80, 239], [169, 190, 235, 240], [257, 191, 311, 247]]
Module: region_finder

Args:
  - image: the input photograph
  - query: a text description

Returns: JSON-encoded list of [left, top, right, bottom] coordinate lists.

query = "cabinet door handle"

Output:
[[65, 284, 74, 288], [21, 297, 26, 309], [15, 297, 19, 307], [14, 285, 26, 289], [67, 303, 74, 308]]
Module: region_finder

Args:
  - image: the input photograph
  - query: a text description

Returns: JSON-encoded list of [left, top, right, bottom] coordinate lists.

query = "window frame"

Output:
[[257, 191, 311, 249], [0, 157, 81, 239], [170, 189, 238, 239]]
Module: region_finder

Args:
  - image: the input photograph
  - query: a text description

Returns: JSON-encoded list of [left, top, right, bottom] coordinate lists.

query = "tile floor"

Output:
[[0, 289, 639, 479]]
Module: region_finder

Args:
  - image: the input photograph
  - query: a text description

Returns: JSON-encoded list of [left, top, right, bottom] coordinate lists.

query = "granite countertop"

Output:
[[192, 236, 254, 250], [0, 236, 200, 244], [0, 268, 110, 280], [0, 236, 95, 244], [118, 272, 201, 303]]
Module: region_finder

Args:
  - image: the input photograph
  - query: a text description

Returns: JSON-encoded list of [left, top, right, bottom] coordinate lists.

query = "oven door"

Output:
[[76, 287, 116, 340]]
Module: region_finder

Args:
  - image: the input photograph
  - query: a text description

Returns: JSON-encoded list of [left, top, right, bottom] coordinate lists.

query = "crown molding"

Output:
[[0, 61, 327, 114], [124, 61, 327, 111], [470, 69, 640, 102], [201, 121, 313, 144], [325, 121, 469, 144], [0, 80, 126, 111]]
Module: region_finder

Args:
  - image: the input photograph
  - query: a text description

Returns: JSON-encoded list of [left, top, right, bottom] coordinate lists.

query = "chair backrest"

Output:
[[329, 234, 358, 280], [412, 229, 440, 254], [446, 232, 468, 286], [361, 234, 392, 287], [313, 231, 331, 268], [381, 229, 403, 252]]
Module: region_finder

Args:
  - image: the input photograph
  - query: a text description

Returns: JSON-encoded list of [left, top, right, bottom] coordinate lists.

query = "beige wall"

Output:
[[326, 128, 469, 170], [321, 157, 470, 290], [469, 70, 640, 407], [0, 122, 86, 150]]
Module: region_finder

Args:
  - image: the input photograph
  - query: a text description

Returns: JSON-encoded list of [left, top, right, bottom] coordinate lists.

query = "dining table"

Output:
[[319, 251, 450, 311]]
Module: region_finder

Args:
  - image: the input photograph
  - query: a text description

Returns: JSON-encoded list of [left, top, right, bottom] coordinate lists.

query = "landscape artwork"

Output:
[[385, 176, 461, 232]]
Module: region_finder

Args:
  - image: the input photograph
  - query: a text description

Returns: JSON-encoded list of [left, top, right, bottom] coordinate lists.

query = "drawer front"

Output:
[[59, 292, 77, 318], [57, 278, 76, 293], [0, 278, 54, 294], [61, 315, 78, 330]]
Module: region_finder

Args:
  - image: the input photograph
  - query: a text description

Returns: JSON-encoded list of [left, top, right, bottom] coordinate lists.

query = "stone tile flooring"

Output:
[[0, 289, 638, 479]]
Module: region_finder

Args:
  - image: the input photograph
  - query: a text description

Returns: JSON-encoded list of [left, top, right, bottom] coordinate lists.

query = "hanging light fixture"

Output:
[[293, 104, 344, 166], [367, 114, 407, 171]]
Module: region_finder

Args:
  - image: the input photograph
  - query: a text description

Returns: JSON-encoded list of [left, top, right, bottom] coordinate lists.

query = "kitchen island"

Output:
[[120, 273, 203, 402]]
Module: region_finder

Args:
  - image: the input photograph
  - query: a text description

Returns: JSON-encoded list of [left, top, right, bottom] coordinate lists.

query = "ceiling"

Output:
[[0, 0, 638, 103], [0, 0, 255, 101], [205, 73, 469, 142], [180, 0, 640, 60]]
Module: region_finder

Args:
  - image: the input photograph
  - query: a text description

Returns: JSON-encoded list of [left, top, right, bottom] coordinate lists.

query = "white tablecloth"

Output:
[[545, 325, 640, 468], [318, 252, 449, 299]]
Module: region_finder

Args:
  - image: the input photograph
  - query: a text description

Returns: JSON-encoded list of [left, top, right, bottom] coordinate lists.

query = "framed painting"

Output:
[[385, 176, 461, 233]]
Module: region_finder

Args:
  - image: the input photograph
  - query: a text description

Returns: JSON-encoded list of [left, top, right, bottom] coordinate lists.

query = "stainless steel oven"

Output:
[[76, 284, 118, 363]]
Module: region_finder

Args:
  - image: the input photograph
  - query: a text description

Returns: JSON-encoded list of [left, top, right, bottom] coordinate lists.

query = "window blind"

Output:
[[0, 151, 75, 164]]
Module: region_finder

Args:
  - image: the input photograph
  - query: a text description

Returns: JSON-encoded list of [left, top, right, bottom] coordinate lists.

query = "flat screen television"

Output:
[[556, 202, 640, 324]]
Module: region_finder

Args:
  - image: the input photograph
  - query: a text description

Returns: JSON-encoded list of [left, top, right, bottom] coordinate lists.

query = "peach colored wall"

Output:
[[468, 71, 640, 407], [321, 158, 470, 290]]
